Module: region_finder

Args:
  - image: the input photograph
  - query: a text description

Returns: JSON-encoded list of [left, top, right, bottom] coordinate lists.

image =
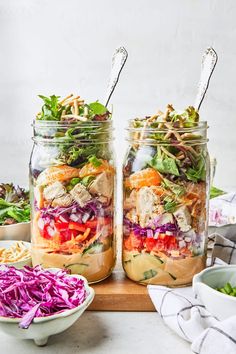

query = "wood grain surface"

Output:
[[88, 268, 155, 312]]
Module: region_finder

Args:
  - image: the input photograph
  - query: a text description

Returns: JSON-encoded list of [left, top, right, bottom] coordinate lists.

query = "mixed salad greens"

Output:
[[30, 94, 115, 283], [123, 105, 209, 286], [0, 184, 30, 225]]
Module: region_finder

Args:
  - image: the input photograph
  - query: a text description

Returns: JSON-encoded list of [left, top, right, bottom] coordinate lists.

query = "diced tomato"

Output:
[[145, 238, 157, 252], [39, 226, 51, 239], [55, 222, 69, 231], [60, 229, 78, 243], [39, 224, 56, 240]]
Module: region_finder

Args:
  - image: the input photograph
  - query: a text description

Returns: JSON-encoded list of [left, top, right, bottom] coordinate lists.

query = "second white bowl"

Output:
[[193, 265, 236, 320], [0, 240, 32, 268]]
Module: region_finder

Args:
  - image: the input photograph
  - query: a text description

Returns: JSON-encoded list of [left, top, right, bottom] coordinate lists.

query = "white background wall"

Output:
[[0, 0, 235, 190]]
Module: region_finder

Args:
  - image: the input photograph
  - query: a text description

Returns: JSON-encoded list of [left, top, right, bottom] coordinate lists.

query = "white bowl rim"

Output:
[[193, 265, 236, 302], [0, 240, 31, 246], [0, 221, 31, 229], [0, 269, 95, 324]]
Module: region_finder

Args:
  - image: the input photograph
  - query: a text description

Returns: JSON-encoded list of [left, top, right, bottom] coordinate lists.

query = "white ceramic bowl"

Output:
[[0, 240, 32, 268], [193, 265, 236, 320], [0, 222, 31, 242], [0, 269, 95, 346]]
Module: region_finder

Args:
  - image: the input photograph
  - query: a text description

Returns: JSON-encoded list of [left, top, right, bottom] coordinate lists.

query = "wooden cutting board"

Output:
[[88, 266, 155, 312]]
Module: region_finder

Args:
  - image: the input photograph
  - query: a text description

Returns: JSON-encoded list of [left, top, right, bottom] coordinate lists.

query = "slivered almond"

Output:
[[59, 94, 73, 105], [74, 99, 79, 115]]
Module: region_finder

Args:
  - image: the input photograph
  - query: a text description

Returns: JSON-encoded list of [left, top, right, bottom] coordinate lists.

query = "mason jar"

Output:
[[122, 118, 210, 286], [30, 120, 116, 283]]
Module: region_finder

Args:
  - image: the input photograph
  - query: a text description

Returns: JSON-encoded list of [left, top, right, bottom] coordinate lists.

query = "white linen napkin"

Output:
[[148, 234, 236, 354], [148, 285, 236, 354], [209, 192, 236, 227]]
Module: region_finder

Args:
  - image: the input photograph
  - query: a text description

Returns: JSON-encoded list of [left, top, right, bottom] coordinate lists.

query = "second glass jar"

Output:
[[122, 119, 210, 286], [30, 120, 116, 283]]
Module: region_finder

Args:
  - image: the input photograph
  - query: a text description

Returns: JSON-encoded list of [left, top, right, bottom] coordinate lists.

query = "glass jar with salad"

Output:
[[30, 94, 116, 283], [122, 105, 210, 286]]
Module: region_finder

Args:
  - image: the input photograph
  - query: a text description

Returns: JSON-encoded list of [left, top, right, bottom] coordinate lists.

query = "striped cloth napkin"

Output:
[[148, 234, 236, 354]]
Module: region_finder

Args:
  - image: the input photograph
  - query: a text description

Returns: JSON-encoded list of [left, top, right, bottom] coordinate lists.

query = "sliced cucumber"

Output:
[[140, 269, 158, 281], [133, 252, 164, 263], [83, 242, 104, 255], [64, 263, 89, 274]]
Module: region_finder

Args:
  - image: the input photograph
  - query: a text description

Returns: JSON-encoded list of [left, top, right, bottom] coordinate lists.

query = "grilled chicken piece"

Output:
[[43, 181, 66, 201], [70, 183, 92, 207], [125, 208, 139, 224], [159, 213, 174, 225], [89, 171, 113, 199], [136, 186, 161, 228], [124, 190, 137, 210], [52, 194, 73, 207], [173, 206, 192, 232]]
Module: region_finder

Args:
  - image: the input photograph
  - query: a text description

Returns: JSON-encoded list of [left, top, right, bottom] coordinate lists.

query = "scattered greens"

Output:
[[0, 184, 30, 225], [35, 94, 112, 168], [37, 95, 110, 122]]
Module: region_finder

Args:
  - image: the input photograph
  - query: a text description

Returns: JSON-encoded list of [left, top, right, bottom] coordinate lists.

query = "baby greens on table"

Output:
[[0, 184, 30, 225]]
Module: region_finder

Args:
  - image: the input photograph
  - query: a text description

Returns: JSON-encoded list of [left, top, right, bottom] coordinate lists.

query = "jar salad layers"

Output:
[[122, 105, 210, 286], [30, 95, 116, 283]]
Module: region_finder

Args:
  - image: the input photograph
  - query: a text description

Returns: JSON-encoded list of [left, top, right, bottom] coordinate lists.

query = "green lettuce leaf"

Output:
[[89, 102, 107, 115], [210, 186, 226, 199], [149, 155, 179, 176], [185, 154, 206, 182]]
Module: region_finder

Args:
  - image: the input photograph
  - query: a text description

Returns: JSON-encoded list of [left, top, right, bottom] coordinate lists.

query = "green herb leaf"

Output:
[[210, 186, 226, 199], [163, 198, 178, 213], [185, 154, 206, 182], [149, 155, 180, 176], [162, 178, 185, 197], [88, 155, 102, 167], [89, 102, 107, 115], [37, 95, 63, 121], [81, 175, 96, 187]]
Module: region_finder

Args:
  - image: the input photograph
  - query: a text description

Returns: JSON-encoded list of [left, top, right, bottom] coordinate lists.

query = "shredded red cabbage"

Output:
[[0, 266, 87, 329], [123, 217, 179, 237], [37, 200, 110, 225]]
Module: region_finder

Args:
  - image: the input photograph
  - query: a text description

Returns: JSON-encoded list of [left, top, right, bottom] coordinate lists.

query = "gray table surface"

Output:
[[0, 311, 190, 354]]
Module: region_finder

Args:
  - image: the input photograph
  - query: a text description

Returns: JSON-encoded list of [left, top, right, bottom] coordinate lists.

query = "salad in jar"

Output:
[[123, 105, 209, 286], [30, 94, 116, 283]]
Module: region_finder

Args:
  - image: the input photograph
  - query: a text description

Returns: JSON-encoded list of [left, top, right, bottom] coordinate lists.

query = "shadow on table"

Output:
[[48, 311, 109, 350]]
